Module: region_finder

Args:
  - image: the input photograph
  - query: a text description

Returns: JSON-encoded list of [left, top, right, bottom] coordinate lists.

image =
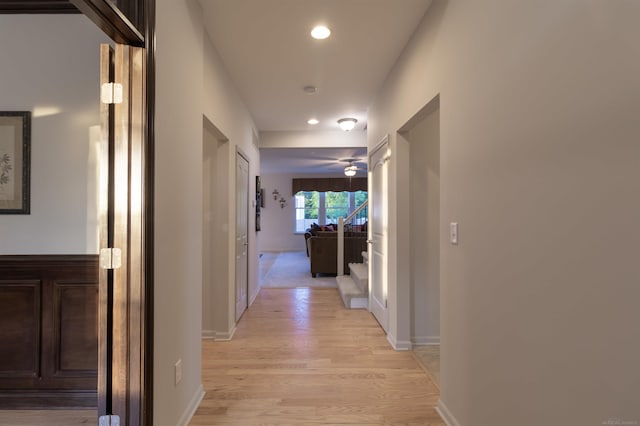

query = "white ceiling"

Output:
[[260, 147, 368, 175], [199, 0, 432, 173]]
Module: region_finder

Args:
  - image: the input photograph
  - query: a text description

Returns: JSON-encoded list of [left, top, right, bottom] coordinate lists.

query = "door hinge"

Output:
[[101, 82, 123, 104], [100, 248, 122, 270], [99, 415, 120, 426]]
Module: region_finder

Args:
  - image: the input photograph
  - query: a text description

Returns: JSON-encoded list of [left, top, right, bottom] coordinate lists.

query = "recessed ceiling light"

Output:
[[307, 118, 319, 125], [311, 25, 331, 40]]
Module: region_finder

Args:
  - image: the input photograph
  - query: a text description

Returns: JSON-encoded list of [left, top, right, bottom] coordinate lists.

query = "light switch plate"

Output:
[[450, 222, 459, 245], [175, 359, 182, 385]]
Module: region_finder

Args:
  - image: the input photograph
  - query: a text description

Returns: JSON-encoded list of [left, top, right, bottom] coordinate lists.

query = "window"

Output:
[[295, 191, 367, 232], [295, 191, 319, 232]]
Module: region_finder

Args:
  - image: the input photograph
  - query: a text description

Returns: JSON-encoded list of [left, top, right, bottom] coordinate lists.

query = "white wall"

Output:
[[259, 173, 306, 252], [369, 1, 640, 425], [0, 15, 109, 255], [260, 130, 366, 148], [156, 0, 261, 423], [155, 0, 205, 423], [203, 32, 261, 334]]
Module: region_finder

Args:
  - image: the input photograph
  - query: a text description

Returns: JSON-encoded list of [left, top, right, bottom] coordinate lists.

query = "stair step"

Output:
[[336, 275, 368, 309], [349, 263, 367, 281], [348, 263, 368, 294]]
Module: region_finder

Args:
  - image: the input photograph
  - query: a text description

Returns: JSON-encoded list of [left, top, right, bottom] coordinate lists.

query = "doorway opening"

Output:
[[399, 94, 441, 385], [0, 13, 111, 424], [202, 118, 234, 340]]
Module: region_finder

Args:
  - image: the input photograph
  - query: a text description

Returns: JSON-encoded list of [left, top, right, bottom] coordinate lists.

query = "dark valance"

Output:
[[292, 178, 367, 195]]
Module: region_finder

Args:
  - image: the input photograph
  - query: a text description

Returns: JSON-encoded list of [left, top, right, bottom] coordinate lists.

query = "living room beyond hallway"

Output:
[[259, 251, 337, 288]]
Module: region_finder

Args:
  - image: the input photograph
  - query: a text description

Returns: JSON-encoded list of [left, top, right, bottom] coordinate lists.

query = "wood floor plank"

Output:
[[0, 410, 95, 425], [191, 288, 444, 426]]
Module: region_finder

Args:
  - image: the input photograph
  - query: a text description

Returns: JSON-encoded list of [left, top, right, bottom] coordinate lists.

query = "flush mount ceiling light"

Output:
[[311, 25, 331, 40], [344, 162, 358, 177], [307, 118, 319, 125], [337, 118, 357, 131]]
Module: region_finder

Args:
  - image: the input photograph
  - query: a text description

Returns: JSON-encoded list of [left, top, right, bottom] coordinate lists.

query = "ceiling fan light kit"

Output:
[[344, 159, 360, 176], [344, 165, 357, 176]]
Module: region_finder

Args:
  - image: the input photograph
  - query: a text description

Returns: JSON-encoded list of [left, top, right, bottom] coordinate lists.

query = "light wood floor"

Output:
[[0, 410, 95, 425], [413, 345, 440, 387], [191, 287, 444, 425]]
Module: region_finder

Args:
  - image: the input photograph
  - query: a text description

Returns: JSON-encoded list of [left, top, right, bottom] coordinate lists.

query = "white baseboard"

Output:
[[177, 384, 205, 426], [201, 329, 215, 340], [215, 325, 237, 341], [436, 399, 461, 426], [203, 326, 237, 341], [386, 333, 412, 351], [249, 289, 259, 306], [260, 249, 304, 253], [349, 297, 368, 309], [412, 336, 440, 345]]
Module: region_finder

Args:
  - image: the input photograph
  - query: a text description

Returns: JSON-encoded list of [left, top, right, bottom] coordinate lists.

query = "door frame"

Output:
[[77, 1, 155, 425], [235, 149, 250, 322]]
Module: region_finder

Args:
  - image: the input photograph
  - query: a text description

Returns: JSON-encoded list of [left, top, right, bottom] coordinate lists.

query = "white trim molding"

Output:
[[203, 325, 238, 341], [215, 325, 237, 341], [177, 385, 205, 426], [387, 333, 412, 351], [436, 399, 461, 426], [249, 288, 259, 306], [412, 336, 440, 346], [349, 297, 368, 309]]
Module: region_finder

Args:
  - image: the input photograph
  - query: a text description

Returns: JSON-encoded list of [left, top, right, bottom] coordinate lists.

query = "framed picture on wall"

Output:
[[0, 111, 31, 214], [255, 176, 261, 231]]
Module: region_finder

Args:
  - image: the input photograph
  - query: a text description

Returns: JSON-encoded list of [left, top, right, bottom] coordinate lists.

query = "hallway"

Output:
[[190, 288, 443, 425]]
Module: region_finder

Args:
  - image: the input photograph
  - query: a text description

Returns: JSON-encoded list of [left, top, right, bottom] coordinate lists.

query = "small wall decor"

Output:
[[272, 189, 280, 200], [279, 197, 287, 209], [255, 176, 261, 231], [0, 111, 31, 214]]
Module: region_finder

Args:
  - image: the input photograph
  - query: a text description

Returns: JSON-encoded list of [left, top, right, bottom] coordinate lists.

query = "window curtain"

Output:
[[291, 178, 367, 195]]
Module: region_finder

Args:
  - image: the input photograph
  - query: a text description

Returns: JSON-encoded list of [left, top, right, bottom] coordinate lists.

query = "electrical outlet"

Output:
[[174, 359, 182, 385]]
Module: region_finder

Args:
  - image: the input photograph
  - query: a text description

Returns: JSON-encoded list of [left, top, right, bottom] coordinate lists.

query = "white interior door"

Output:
[[235, 153, 249, 321], [369, 137, 389, 332]]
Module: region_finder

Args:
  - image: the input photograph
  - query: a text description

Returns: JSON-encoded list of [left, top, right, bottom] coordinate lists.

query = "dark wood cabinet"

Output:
[[0, 255, 98, 409]]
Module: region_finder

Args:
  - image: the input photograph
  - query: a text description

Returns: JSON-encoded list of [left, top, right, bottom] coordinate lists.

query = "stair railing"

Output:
[[337, 200, 368, 276]]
